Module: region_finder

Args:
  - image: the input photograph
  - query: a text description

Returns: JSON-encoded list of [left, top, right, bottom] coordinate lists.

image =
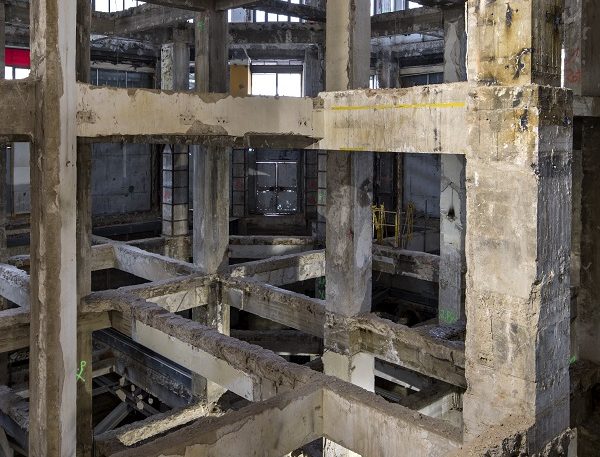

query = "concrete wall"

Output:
[[91, 143, 153, 215]]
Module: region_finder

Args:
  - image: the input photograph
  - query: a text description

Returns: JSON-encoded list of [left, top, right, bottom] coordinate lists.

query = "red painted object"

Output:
[[6, 48, 30, 68]]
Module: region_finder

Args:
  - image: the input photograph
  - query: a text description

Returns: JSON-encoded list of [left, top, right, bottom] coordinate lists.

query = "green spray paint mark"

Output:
[[569, 355, 577, 365], [316, 277, 326, 300], [76, 360, 87, 383], [439, 308, 458, 325], [197, 19, 205, 31]]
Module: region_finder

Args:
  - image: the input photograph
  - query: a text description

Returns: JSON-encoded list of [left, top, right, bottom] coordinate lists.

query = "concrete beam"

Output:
[[371, 7, 443, 37], [228, 250, 325, 285], [322, 382, 462, 457], [120, 274, 210, 313], [0, 307, 29, 353], [314, 83, 469, 154], [95, 378, 462, 457], [228, 235, 316, 259], [76, 83, 319, 147], [216, 0, 326, 21], [328, 313, 466, 388], [0, 307, 111, 353], [372, 245, 439, 282], [5, 243, 115, 272], [92, 3, 194, 36], [0, 386, 28, 452], [133, 0, 211, 11], [95, 384, 322, 457], [112, 243, 196, 281], [94, 402, 213, 454], [0, 264, 29, 308], [221, 277, 327, 337]]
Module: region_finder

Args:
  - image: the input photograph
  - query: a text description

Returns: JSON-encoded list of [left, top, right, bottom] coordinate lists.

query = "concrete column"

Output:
[[439, 155, 465, 324], [464, 1, 570, 451], [303, 46, 323, 98], [162, 145, 189, 260], [439, 5, 467, 325], [443, 6, 467, 84], [564, 0, 600, 96], [0, 1, 4, 82], [376, 48, 392, 89], [564, 0, 600, 364], [324, 1, 373, 455], [466, 0, 562, 87], [161, 40, 190, 260], [76, 1, 93, 456], [29, 1, 78, 455], [304, 45, 324, 241], [192, 9, 230, 404], [0, 0, 7, 386], [316, 151, 327, 243], [0, 0, 6, 266]]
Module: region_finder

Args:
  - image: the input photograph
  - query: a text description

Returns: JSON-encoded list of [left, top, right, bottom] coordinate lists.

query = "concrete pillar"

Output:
[[439, 5, 467, 325], [443, 6, 467, 84], [0, 0, 7, 387], [76, 1, 93, 456], [29, 1, 78, 455], [304, 46, 323, 98], [229, 62, 251, 96], [438, 155, 465, 324], [161, 40, 190, 260], [564, 0, 600, 364], [564, 0, 600, 96], [0, 0, 6, 267], [324, 1, 373, 455], [304, 45, 324, 241], [192, 9, 230, 404], [0, 1, 4, 82], [376, 48, 392, 89], [464, 0, 570, 451]]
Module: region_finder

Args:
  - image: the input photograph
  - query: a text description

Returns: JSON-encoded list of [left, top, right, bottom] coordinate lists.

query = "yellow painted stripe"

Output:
[[330, 101, 466, 112]]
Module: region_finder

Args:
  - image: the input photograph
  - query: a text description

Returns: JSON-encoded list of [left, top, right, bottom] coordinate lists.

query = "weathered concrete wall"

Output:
[[467, 0, 562, 86], [314, 83, 469, 154], [76, 84, 319, 145], [464, 85, 572, 451], [92, 143, 153, 215]]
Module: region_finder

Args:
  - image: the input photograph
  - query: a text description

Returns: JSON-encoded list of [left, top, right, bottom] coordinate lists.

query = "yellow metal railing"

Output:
[[372, 202, 415, 248]]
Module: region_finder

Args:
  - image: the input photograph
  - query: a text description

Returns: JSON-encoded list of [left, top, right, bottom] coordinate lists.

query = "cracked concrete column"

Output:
[[76, 1, 93, 455], [161, 38, 190, 261], [464, 1, 571, 451], [439, 5, 467, 325], [192, 9, 230, 404], [324, 1, 373, 455], [29, 0, 78, 455], [564, 0, 600, 364]]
